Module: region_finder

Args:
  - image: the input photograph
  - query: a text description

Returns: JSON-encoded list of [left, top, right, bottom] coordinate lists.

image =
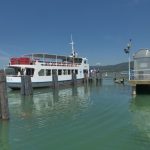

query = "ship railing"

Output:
[[41, 62, 81, 67], [130, 69, 150, 80]]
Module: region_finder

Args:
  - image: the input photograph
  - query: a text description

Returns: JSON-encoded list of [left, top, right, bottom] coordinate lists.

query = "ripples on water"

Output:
[[1, 79, 150, 150]]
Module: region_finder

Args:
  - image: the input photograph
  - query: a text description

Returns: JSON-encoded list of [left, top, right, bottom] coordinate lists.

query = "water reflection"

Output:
[[0, 121, 10, 150], [20, 95, 34, 119], [5, 85, 93, 150], [8, 85, 91, 120], [130, 95, 150, 139]]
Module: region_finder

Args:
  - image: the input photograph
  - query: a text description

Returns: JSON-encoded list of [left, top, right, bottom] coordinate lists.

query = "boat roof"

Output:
[[23, 53, 85, 60]]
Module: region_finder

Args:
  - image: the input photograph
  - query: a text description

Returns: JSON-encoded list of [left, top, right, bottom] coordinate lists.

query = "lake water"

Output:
[[1, 79, 150, 150]]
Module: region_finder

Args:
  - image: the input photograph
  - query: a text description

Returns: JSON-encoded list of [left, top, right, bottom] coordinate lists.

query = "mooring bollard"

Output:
[[0, 72, 9, 120], [21, 75, 33, 95]]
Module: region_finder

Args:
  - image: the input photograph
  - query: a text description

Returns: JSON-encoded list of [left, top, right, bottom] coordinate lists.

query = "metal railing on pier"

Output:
[[130, 69, 150, 80]]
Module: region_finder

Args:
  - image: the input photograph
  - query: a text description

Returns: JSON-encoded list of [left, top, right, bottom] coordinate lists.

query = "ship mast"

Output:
[[70, 35, 76, 57]]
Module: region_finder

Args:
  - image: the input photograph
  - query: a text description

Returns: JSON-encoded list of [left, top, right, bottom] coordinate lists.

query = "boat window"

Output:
[[74, 58, 82, 64], [84, 69, 88, 74], [84, 60, 87, 64], [52, 69, 57, 75], [71, 70, 74, 74], [75, 69, 78, 74], [66, 58, 82, 64], [68, 70, 71, 75], [26, 68, 34, 76], [5, 67, 18, 75], [38, 69, 45, 76], [63, 69, 67, 75], [46, 69, 51, 76], [58, 69, 62, 75]]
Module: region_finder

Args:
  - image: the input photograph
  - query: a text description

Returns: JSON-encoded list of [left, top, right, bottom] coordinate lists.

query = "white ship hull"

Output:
[[6, 74, 85, 89], [6, 53, 89, 89]]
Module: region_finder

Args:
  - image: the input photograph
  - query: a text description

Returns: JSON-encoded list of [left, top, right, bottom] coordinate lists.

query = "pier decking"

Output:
[[129, 80, 150, 86]]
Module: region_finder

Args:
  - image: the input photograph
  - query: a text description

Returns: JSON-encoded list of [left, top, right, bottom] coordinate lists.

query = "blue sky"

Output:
[[0, 0, 150, 68]]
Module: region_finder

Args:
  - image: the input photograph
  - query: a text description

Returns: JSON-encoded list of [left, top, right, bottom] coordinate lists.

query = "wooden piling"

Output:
[[96, 72, 102, 83], [83, 73, 89, 84], [52, 74, 59, 88], [0, 101, 1, 119], [89, 72, 102, 84], [72, 73, 77, 86], [21, 75, 33, 95], [0, 72, 9, 120], [132, 86, 136, 95]]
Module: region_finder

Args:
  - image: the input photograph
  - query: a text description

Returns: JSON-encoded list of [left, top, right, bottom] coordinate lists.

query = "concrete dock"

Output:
[[129, 80, 150, 95], [128, 49, 150, 95]]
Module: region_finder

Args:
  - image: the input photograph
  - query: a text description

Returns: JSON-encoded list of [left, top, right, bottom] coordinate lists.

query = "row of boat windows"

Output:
[[38, 69, 86, 76], [7, 68, 34, 76], [7, 67, 88, 76]]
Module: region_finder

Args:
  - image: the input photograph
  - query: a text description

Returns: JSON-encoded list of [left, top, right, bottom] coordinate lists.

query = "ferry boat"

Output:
[[6, 39, 89, 89]]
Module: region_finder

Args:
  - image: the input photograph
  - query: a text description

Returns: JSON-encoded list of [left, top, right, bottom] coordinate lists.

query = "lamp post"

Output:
[[124, 39, 132, 80]]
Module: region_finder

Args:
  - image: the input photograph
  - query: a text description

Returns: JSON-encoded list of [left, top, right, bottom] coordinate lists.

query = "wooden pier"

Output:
[[0, 72, 9, 120], [88, 72, 102, 84]]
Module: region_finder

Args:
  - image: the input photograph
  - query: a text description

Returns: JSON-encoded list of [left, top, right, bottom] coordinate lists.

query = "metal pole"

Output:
[[124, 39, 132, 81], [128, 39, 132, 80], [128, 53, 131, 80]]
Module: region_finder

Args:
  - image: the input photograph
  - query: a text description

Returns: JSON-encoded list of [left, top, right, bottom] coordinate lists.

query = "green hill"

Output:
[[90, 61, 133, 72]]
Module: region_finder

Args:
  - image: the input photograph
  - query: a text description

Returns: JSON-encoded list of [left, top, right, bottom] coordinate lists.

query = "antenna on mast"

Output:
[[70, 34, 76, 57]]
